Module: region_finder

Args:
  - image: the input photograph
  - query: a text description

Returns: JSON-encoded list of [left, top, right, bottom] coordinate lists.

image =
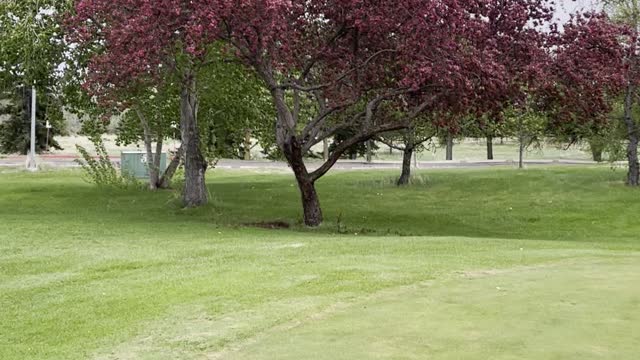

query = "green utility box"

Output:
[[121, 151, 168, 179]]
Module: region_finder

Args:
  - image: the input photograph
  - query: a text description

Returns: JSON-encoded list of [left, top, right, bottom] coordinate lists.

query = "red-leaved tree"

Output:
[[212, 0, 566, 226], [67, 0, 221, 206], [546, 12, 627, 154], [68, 0, 622, 225]]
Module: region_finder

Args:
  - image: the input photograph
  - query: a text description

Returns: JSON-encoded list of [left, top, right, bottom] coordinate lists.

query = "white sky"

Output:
[[554, 0, 602, 22]]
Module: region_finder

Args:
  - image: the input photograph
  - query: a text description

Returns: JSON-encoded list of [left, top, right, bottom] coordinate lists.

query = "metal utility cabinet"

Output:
[[120, 151, 167, 179]]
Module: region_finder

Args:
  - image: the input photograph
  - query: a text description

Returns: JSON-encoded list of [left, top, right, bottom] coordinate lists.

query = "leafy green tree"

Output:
[[502, 102, 547, 169], [0, 87, 65, 154], [110, 55, 273, 189], [0, 1, 70, 88], [600, 0, 640, 184], [116, 84, 182, 190], [197, 59, 274, 161], [0, 1, 72, 155]]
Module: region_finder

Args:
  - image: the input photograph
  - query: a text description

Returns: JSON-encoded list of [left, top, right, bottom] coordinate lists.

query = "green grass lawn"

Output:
[[1, 167, 639, 359]]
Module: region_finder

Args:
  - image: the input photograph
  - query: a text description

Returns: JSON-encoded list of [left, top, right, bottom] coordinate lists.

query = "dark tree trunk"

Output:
[[323, 138, 329, 161], [180, 73, 208, 207], [266, 77, 324, 227], [397, 146, 414, 186], [446, 134, 453, 161], [487, 136, 494, 160], [296, 175, 322, 227], [366, 140, 373, 163], [283, 140, 323, 226], [153, 138, 163, 185], [624, 85, 639, 186], [518, 135, 525, 169], [591, 148, 604, 163], [159, 145, 184, 189], [589, 140, 604, 163]]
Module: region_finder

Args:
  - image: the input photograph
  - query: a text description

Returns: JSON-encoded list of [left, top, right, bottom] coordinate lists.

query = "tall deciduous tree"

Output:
[[0, 87, 65, 154], [0, 0, 71, 154], [546, 12, 627, 166], [213, 0, 560, 226], [115, 83, 182, 190], [67, 0, 222, 206], [601, 1, 640, 185], [377, 124, 435, 186]]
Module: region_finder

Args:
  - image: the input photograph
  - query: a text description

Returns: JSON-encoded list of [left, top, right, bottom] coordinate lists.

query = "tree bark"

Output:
[[243, 128, 252, 160], [296, 174, 322, 227], [323, 138, 329, 161], [366, 140, 373, 163], [589, 139, 604, 163], [397, 146, 413, 186], [153, 138, 163, 183], [263, 73, 323, 226], [283, 139, 323, 226], [136, 108, 159, 190], [624, 85, 639, 186], [518, 135, 525, 169], [180, 72, 208, 206], [159, 145, 184, 189], [445, 134, 453, 161], [487, 136, 494, 160]]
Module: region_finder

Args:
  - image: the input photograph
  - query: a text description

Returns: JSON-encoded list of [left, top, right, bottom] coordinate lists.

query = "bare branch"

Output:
[[280, 49, 397, 92], [309, 120, 410, 181]]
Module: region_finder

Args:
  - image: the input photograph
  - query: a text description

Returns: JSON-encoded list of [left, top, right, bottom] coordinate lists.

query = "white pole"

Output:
[[27, 87, 37, 171]]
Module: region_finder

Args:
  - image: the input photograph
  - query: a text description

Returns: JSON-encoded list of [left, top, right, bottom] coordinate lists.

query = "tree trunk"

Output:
[[589, 139, 604, 163], [397, 146, 413, 186], [243, 128, 252, 160], [591, 147, 604, 163], [283, 140, 323, 227], [487, 136, 494, 160], [446, 134, 453, 161], [624, 85, 639, 186], [296, 174, 322, 227], [518, 135, 525, 169], [153, 138, 163, 184], [366, 140, 373, 163], [137, 108, 159, 190], [180, 73, 208, 207], [323, 138, 329, 161], [159, 145, 183, 189]]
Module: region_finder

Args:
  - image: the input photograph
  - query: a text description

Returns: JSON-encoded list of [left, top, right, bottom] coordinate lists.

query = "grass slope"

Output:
[[1, 167, 639, 359]]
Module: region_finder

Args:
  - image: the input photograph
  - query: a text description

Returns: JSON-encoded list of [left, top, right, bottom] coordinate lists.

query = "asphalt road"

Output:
[[0, 154, 598, 171]]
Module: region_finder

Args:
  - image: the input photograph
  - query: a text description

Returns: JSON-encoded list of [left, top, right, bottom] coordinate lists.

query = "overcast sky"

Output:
[[554, 0, 603, 22]]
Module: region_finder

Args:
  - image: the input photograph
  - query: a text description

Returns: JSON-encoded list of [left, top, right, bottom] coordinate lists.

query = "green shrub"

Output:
[[75, 135, 136, 187]]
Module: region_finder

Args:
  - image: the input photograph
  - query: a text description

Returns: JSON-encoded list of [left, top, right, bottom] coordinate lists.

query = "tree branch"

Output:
[[309, 120, 410, 181], [280, 49, 397, 92]]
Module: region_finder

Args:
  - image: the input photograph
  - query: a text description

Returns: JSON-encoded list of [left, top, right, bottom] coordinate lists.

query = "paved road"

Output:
[[0, 154, 599, 171]]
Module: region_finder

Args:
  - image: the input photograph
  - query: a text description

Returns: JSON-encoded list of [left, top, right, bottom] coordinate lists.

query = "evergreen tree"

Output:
[[0, 87, 64, 154]]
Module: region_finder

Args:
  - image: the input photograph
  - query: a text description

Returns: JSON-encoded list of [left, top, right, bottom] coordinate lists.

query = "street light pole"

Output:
[[46, 120, 51, 152], [27, 87, 37, 171]]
